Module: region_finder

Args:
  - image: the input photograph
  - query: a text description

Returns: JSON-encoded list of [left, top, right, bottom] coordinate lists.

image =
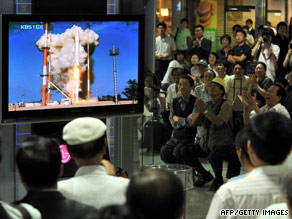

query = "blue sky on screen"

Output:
[[9, 21, 139, 103]]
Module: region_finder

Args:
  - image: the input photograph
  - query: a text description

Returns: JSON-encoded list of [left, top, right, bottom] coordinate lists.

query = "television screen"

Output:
[[1, 14, 144, 124]]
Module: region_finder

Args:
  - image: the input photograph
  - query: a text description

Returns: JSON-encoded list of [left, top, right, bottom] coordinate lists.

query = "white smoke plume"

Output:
[[36, 25, 99, 100]]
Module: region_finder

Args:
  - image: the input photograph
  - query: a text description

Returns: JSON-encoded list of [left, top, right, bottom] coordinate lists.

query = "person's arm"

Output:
[[242, 91, 261, 125], [227, 54, 235, 63], [249, 74, 267, 98], [206, 190, 230, 219], [251, 37, 263, 57], [232, 54, 247, 62], [169, 100, 193, 128], [283, 49, 292, 68], [267, 45, 278, 62], [197, 39, 211, 59]]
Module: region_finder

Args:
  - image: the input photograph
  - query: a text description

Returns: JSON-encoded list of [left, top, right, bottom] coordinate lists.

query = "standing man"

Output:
[[171, 18, 192, 52], [273, 21, 290, 78], [188, 25, 211, 60], [228, 29, 251, 72], [252, 28, 280, 81], [58, 117, 130, 209], [246, 19, 255, 38], [155, 22, 176, 83]]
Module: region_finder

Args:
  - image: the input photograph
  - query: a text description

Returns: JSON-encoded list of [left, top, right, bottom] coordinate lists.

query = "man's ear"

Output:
[[59, 164, 64, 178], [247, 140, 253, 157], [102, 138, 108, 154]]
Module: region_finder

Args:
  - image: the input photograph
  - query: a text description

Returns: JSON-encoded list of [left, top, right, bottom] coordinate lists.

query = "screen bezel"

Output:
[[1, 14, 144, 124]]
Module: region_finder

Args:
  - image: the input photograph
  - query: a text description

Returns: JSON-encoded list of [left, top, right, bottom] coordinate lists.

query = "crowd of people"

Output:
[[1, 18, 292, 219]]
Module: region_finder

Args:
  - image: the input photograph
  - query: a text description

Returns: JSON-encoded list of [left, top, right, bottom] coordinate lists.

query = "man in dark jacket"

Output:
[[15, 135, 99, 219]]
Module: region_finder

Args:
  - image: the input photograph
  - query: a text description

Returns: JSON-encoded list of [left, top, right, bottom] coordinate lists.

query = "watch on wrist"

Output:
[[203, 109, 208, 115]]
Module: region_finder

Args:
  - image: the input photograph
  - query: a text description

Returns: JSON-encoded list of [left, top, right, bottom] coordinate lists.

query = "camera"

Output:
[[261, 28, 274, 42], [289, 43, 292, 49]]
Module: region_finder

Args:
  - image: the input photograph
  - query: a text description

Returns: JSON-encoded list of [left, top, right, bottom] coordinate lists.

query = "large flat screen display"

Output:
[[1, 15, 144, 124]]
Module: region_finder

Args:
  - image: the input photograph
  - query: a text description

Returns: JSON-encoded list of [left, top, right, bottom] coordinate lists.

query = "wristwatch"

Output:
[[203, 109, 208, 115]]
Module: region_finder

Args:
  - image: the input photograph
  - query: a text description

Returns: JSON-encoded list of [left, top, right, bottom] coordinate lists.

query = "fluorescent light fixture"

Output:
[[161, 8, 169, 16]]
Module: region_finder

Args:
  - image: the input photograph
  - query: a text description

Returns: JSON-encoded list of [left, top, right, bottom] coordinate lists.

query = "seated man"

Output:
[[160, 74, 197, 165], [166, 67, 184, 109], [14, 135, 98, 219], [206, 112, 292, 218], [126, 169, 184, 219], [192, 77, 241, 191], [58, 117, 130, 209], [243, 84, 290, 125]]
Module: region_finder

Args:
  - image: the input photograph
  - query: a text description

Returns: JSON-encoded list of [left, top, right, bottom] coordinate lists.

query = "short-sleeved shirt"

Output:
[[193, 84, 211, 103], [161, 60, 184, 84], [166, 83, 180, 105], [155, 35, 176, 60], [229, 43, 251, 64], [250, 103, 290, 119], [172, 28, 192, 50], [258, 43, 280, 81]]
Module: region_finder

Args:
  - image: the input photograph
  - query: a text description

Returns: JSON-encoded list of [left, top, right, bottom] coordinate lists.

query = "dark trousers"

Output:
[[155, 59, 171, 83], [208, 144, 241, 180], [160, 137, 194, 165]]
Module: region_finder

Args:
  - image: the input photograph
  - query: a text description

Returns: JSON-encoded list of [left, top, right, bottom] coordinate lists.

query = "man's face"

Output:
[[191, 55, 199, 65], [195, 27, 204, 38], [181, 21, 188, 29], [265, 85, 281, 107], [215, 63, 226, 75], [176, 54, 184, 62], [207, 82, 223, 97], [198, 65, 207, 75], [236, 32, 245, 43], [255, 64, 265, 78], [208, 54, 216, 65], [157, 25, 166, 35], [246, 21, 252, 28], [144, 76, 153, 88], [233, 64, 244, 78], [178, 78, 192, 96], [278, 25, 287, 36]]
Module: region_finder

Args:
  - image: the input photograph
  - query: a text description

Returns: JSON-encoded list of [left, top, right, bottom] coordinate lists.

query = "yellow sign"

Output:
[[196, 0, 217, 28]]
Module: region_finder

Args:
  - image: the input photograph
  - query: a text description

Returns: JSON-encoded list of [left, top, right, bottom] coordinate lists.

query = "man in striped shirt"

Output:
[[206, 111, 292, 219]]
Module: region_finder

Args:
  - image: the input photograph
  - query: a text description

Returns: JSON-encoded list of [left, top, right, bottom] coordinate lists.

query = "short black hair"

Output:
[[204, 69, 216, 79], [242, 25, 249, 31], [235, 29, 247, 37], [67, 134, 106, 159], [126, 169, 184, 219], [16, 135, 61, 188], [246, 19, 253, 24], [215, 59, 227, 67], [256, 61, 267, 72], [171, 67, 183, 76], [232, 62, 244, 70], [276, 21, 288, 30], [194, 24, 204, 32], [246, 111, 292, 165], [235, 128, 251, 163], [174, 50, 185, 60], [273, 84, 287, 105], [209, 52, 218, 60], [220, 34, 231, 44], [275, 77, 289, 89], [179, 74, 194, 87], [180, 18, 188, 24], [232, 24, 241, 32], [157, 22, 167, 29]]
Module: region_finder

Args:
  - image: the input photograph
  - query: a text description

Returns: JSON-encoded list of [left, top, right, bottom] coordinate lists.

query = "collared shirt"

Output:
[[0, 201, 41, 219], [155, 35, 176, 60], [225, 75, 250, 111], [250, 103, 290, 119], [258, 43, 280, 81], [229, 43, 251, 64], [169, 95, 197, 129], [58, 165, 130, 209], [206, 165, 286, 219], [258, 203, 289, 219]]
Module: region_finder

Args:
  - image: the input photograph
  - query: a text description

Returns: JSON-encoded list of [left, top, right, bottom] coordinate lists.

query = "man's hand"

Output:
[[196, 99, 207, 114], [173, 115, 180, 123], [101, 159, 115, 176], [193, 39, 200, 48], [187, 113, 193, 119], [242, 91, 257, 109], [248, 74, 257, 86]]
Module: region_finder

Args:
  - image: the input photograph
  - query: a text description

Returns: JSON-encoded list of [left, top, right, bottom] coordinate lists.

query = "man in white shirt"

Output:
[[58, 117, 130, 209], [243, 84, 290, 125], [206, 111, 292, 219], [155, 22, 176, 82], [252, 28, 280, 81]]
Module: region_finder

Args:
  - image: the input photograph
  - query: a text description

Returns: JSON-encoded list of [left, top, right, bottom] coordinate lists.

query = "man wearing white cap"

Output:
[[58, 117, 130, 209]]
